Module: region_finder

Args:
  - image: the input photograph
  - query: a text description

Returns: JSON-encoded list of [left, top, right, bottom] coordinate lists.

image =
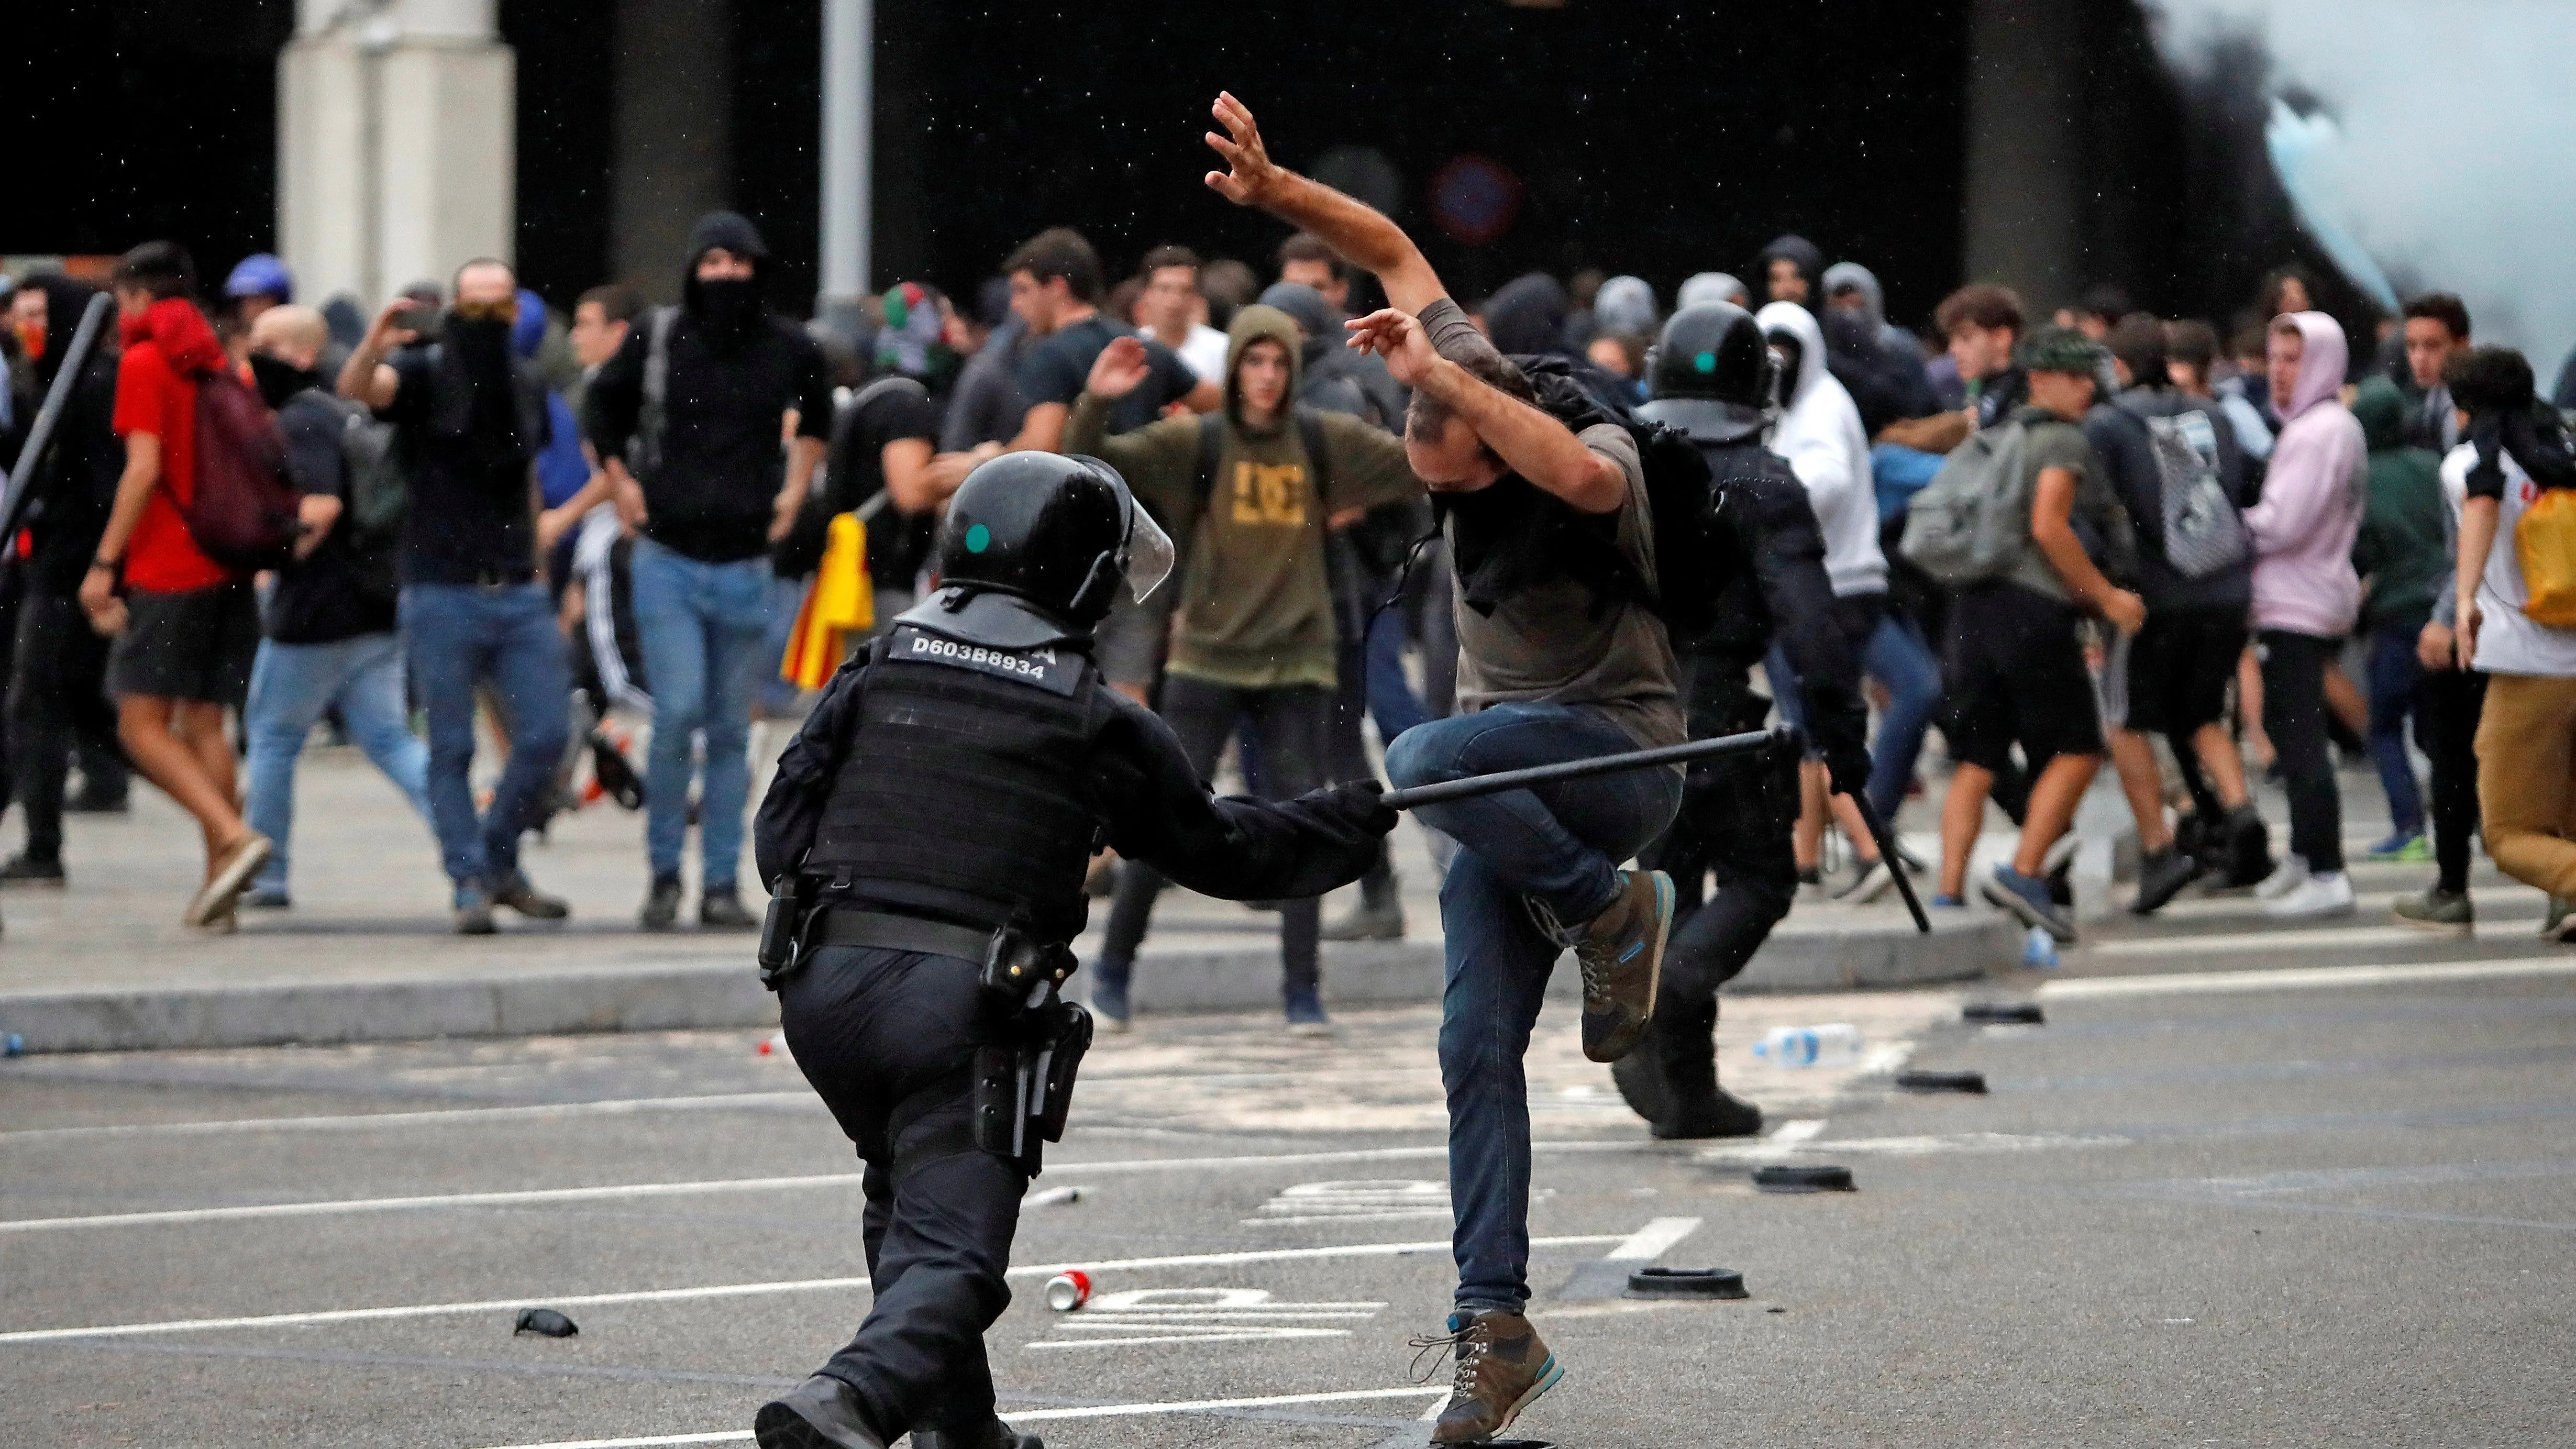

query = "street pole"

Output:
[[819, 0, 871, 335]]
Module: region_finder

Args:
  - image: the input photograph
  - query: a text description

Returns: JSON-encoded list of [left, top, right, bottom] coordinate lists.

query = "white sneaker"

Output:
[[2264, 870, 2354, 919], [2254, 853, 2310, 901]]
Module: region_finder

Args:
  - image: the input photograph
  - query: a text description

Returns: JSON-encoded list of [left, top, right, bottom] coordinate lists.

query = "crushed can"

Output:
[[1044, 1270, 1092, 1312]]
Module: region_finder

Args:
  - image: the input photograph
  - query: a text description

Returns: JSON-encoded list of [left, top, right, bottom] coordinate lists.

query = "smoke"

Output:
[[2141, 0, 2576, 381]]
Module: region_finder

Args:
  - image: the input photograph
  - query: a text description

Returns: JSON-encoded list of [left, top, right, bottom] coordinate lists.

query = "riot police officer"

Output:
[[748, 452, 1395, 1449], [1617, 302, 1874, 1138]]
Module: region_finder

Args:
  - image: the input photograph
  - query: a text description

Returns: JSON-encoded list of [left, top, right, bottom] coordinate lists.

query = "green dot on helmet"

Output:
[[965, 524, 991, 554], [1694, 350, 1717, 373]]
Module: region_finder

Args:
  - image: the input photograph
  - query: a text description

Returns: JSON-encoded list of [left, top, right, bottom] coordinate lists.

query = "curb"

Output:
[[0, 909, 2007, 1055]]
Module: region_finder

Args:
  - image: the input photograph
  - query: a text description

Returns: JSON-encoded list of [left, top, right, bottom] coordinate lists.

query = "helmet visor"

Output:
[[1121, 493, 1176, 603]]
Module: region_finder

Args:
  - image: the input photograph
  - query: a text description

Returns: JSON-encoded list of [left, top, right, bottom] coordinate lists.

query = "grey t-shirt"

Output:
[[1414, 296, 1683, 748], [2003, 408, 2129, 605]]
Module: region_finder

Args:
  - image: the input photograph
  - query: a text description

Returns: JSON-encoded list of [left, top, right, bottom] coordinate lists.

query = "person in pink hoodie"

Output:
[[2242, 310, 2367, 917]]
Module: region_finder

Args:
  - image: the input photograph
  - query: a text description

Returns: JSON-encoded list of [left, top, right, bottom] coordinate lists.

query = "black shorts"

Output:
[[2121, 606, 2247, 736], [106, 580, 259, 705], [1941, 582, 2103, 773]]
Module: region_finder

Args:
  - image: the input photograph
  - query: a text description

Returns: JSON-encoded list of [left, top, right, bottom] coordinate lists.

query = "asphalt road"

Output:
[[6, 848, 2574, 1448]]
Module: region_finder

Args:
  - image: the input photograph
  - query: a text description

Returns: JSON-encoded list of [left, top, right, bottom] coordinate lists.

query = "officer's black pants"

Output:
[[1641, 662, 1801, 1008], [778, 943, 1029, 1441]]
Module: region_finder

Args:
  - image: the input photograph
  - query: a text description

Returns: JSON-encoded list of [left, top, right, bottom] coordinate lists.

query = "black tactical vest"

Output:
[[804, 624, 1103, 943]]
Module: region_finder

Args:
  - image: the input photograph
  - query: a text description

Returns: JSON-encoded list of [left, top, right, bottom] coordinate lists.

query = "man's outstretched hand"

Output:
[[1202, 92, 1283, 208], [1345, 308, 1440, 389], [1086, 335, 1153, 399]]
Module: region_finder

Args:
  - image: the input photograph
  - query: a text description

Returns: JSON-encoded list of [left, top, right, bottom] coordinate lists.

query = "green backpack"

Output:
[[1900, 418, 2033, 587]]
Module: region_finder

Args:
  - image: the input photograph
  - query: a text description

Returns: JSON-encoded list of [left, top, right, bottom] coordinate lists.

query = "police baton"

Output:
[[1378, 725, 1794, 812], [1850, 791, 1932, 934]]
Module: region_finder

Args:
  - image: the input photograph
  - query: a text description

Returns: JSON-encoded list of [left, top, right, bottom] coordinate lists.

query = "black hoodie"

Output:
[[1756, 234, 1826, 306], [9, 275, 124, 595], [584, 211, 835, 563]]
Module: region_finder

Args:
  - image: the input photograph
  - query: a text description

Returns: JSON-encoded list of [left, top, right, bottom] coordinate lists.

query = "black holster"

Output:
[[757, 876, 819, 989], [971, 994, 1094, 1175]]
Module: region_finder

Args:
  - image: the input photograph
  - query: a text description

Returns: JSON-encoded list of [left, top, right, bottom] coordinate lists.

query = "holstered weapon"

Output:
[[756, 875, 819, 989], [971, 992, 1094, 1175]]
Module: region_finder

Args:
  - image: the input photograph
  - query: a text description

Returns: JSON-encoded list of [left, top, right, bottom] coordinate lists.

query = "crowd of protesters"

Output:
[[4, 195, 2573, 1002]]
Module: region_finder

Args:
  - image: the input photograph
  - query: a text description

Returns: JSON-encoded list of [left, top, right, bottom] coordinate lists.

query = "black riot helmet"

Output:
[[929, 451, 1175, 627], [1637, 302, 1775, 444]]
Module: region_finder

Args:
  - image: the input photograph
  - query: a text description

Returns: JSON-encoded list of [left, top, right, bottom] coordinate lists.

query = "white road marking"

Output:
[[1604, 1216, 1701, 1260], [472, 1388, 1453, 1448], [2089, 924, 2534, 956], [1698, 1130, 2126, 1163], [1768, 1119, 1828, 1146], [0, 1235, 1623, 1346], [2041, 956, 2576, 1000], [1029, 1327, 1354, 1350], [0, 1141, 1643, 1236], [0, 1092, 818, 1145]]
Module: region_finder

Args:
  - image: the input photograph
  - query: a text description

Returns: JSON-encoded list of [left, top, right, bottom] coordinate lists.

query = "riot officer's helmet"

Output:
[[1646, 302, 1774, 410], [933, 451, 1175, 625]]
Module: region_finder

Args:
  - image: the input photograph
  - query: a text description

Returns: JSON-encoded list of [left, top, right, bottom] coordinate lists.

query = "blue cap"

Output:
[[223, 252, 293, 302]]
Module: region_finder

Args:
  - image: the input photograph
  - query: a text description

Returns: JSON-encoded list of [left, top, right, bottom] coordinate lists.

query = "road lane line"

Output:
[[0, 1141, 1645, 1235], [0, 1092, 819, 1144], [1604, 1216, 1701, 1260], [0, 1235, 1623, 1345], [2041, 956, 2576, 999], [471, 1387, 1452, 1447], [2089, 924, 2538, 956]]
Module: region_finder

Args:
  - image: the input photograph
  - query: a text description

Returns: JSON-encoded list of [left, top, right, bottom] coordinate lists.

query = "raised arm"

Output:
[[1202, 92, 1445, 316], [1347, 307, 1627, 514]]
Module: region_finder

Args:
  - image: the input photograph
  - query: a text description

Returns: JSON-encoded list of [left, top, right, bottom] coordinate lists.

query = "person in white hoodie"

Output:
[[2242, 311, 2368, 919], [1754, 301, 1900, 895]]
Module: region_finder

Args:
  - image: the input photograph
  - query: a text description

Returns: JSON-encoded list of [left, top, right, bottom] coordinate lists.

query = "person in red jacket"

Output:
[[75, 241, 269, 930]]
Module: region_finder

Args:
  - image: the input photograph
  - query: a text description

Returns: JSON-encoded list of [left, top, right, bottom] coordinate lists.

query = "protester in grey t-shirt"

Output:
[[1201, 91, 1682, 1440]]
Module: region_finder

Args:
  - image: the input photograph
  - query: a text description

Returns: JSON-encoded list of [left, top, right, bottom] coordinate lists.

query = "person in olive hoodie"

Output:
[[2349, 375, 2449, 863], [1069, 303, 1420, 1035]]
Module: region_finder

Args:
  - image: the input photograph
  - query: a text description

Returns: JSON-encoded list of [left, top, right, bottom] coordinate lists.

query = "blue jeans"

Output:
[[400, 582, 572, 888], [1859, 612, 1941, 821], [1767, 606, 1943, 823], [244, 632, 434, 894], [2367, 624, 2427, 836], [631, 538, 773, 887], [1365, 608, 1430, 743], [1383, 703, 1682, 1313]]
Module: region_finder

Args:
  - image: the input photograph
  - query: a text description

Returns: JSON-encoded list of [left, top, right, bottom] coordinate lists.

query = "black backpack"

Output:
[[1504, 354, 1723, 639]]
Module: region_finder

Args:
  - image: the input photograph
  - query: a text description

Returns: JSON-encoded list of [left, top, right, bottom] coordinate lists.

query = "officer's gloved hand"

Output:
[[1303, 780, 1400, 839], [1808, 701, 1874, 803]]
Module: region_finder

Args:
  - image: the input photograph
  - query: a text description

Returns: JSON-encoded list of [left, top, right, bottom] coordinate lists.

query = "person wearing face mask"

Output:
[[239, 306, 435, 910], [340, 256, 573, 934], [2, 272, 133, 887], [584, 211, 836, 932]]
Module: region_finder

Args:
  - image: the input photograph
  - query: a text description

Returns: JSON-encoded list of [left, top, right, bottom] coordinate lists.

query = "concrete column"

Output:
[[612, 0, 733, 301], [1962, 0, 2084, 311], [279, 0, 515, 308]]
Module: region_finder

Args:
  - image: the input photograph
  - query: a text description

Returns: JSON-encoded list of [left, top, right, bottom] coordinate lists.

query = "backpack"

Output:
[[183, 369, 303, 573], [2517, 485, 2576, 628], [1899, 418, 2034, 586], [309, 392, 406, 604], [2140, 408, 2250, 578], [1511, 355, 1726, 639]]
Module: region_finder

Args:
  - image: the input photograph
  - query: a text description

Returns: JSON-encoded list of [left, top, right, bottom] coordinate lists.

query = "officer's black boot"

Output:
[[912, 1417, 1044, 1449], [753, 1374, 887, 1449], [1623, 994, 1762, 1140]]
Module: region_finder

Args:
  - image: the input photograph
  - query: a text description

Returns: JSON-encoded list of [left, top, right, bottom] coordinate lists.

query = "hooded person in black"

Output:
[[1481, 272, 1573, 359], [3, 273, 132, 880], [1756, 234, 1826, 309], [585, 211, 836, 931]]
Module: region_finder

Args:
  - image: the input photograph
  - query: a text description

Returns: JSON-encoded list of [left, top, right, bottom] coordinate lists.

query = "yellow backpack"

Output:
[[2518, 485, 2576, 628]]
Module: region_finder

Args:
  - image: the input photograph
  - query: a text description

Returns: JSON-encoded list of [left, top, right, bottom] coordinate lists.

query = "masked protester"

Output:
[[340, 256, 572, 934], [584, 211, 836, 931], [3, 272, 132, 886], [747, 452, 1392, 1449]]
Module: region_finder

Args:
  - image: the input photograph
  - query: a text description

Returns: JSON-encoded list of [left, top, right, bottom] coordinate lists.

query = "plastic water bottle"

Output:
[[1751, 1023, 1864, 1068], [2020, 926, 2060, 969], [2, 1033, 20, 1057]]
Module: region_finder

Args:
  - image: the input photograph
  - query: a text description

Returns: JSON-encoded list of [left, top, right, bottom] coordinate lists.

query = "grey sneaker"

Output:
[[1571, 869, 1672, 1064], [639, 873, 683, 932], [1984, 862, 2078, 944], [454, 881, 498, 936], [2544, 895, 2576, 943], [2391, 886, 2473, 935], [491, 869, 570, 920], [1320, 899, 1406, 941]]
